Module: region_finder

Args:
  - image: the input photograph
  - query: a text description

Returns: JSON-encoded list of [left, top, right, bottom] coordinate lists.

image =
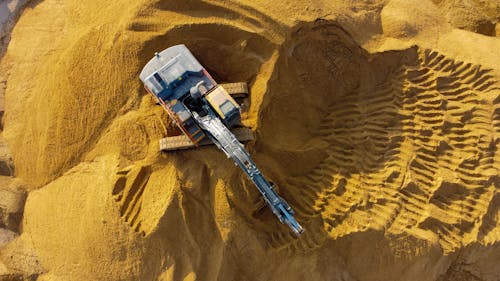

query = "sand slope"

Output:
[[0, 0, 499, 280]]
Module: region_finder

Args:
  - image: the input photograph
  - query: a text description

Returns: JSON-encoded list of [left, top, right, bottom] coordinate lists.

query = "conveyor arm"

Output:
[[193, 107, 304, 235]]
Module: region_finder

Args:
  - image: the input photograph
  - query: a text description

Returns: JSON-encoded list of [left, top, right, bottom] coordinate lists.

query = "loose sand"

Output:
[[0, 0, 499, 280]]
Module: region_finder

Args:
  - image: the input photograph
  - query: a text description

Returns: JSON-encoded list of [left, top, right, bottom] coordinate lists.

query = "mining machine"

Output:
[[140, 45, 303, 235]]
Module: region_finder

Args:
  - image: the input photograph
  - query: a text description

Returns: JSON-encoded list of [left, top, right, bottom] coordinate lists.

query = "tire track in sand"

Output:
[[257, 21, 499, 253]]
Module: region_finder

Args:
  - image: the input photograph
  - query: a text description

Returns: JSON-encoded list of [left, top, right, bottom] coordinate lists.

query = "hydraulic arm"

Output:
[[193, 107, 304, 235]]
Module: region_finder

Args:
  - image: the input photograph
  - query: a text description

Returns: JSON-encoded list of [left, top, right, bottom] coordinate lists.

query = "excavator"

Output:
[[140, 44, 303, 235]]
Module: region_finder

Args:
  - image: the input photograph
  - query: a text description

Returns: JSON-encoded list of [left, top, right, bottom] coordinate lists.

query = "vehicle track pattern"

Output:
[[257, 22, 499, 253], [112, 165, 152, 236]]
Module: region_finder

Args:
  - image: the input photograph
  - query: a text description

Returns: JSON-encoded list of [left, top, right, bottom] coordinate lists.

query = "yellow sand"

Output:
[[0, 0, 499, 280]]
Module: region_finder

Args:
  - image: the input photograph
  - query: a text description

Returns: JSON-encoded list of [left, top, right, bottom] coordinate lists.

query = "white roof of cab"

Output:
[[139, 44, 203, 83]]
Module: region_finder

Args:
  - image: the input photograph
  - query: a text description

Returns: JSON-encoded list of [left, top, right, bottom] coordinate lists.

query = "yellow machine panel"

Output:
[[205, 86, 240, 123]]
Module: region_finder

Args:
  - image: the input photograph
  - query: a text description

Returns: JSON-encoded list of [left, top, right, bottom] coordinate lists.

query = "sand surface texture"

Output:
[[0, 0, 499, 280]]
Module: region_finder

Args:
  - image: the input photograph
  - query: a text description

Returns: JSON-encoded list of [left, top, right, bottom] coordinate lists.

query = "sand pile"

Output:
[[433, 0, 499, 36], [0, 0, 499, 280]]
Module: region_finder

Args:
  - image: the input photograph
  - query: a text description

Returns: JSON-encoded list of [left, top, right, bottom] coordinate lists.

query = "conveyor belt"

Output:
[[193, 108, 304, 235]]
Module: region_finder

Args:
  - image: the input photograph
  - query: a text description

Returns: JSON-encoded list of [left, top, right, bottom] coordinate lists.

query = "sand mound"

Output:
[[433, 0, 499, 37], [0, 0, 499, 280]]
